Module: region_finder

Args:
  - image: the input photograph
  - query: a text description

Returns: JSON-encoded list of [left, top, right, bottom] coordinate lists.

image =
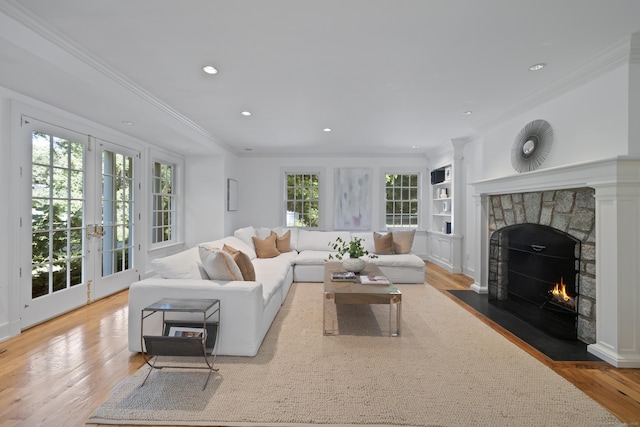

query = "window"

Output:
[[151, 161, 175, 244], [385, 173, 420, 228], [102, 150, 135, 276], [31, 132, 84, 298], [285, 172, 319, 227]]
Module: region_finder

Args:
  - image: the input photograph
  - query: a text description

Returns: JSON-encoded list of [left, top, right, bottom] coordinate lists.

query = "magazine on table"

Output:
[[167, 326, 206, 339], [331, 271, 357, 282], [359, 275, 391, 285]]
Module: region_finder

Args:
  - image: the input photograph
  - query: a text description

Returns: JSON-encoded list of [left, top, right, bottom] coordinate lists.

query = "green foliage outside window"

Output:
[[31, 132, 84, 299], [285, 173, 319, 227]]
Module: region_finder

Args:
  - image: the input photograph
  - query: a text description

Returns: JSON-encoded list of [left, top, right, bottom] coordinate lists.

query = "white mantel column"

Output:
[[470, 194, 489, 294], [587, 182, 640, 367]]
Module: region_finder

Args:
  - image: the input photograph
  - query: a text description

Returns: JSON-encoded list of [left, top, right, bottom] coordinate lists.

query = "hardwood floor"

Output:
[[0, 262, 638, 426]]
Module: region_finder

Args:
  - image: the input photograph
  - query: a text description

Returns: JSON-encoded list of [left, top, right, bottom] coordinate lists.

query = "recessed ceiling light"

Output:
[[528, 63, 546, 71], [122, 120, 133, 125], [241, 111, 252, 116], [462, 111, 472, 116], [411, 145, 420, 149], [323, 128, 332, 132], [202, 65, 218, 75]]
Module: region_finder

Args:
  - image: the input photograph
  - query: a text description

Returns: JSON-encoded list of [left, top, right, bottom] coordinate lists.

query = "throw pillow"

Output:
[[373, 232, 394, 255], [223, 244, 256, 281], [198, 245, 243, 281], [274, 229, 292, 253], [392, 229, 416, 254], [252, 232, 280, 258]]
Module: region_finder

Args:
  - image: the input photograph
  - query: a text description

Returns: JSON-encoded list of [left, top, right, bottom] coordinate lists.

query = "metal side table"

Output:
[[140, 298, 220, 389]]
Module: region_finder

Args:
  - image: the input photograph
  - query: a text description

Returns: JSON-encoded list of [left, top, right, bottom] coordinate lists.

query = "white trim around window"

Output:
[[149, 150, 184, 249], [381, 168, 425, 230], [280, 167, 325, 229]]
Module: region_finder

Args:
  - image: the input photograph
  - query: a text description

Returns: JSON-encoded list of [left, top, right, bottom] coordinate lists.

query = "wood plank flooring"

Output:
[[0, 262, 638, 426]]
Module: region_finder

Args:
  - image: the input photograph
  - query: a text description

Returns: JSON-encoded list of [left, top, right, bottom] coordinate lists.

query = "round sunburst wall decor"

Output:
[[511, 119, 553, 173]]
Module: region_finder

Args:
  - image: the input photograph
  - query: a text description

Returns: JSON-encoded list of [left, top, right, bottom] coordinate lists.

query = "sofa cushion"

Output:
[[198, 245, 244, 281], [392, 229, 416, 254], [223, 244, 256, 281], [252, 257, 291, 306], [275, 230, 292, 253], [255, 227, 273, 239], [253, 232, 280, 258], [201, 236, 257, 260], [234, 226, 257, 248], [350, 232, 375, 253], [294, 250, 335, 265], [297, 230, 351, 251], [150, 247, 207, 279], [373, 232, 394, 255], [369, 253, 424, 268]]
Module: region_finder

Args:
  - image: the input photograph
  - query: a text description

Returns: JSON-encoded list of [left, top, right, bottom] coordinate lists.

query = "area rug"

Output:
[[89, 283, 623, 427]]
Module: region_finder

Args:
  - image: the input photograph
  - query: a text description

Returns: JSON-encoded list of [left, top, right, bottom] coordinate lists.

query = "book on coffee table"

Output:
[[359, 275, 391, 285], [331, 271, 357, 282]]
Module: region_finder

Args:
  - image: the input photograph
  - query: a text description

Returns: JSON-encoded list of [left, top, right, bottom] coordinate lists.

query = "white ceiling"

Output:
[[1, 0, 639, 156]]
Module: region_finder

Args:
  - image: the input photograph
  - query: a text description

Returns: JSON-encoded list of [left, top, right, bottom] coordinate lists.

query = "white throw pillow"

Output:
[[198, 245, 243, 281], [150, 247, 207, 279]]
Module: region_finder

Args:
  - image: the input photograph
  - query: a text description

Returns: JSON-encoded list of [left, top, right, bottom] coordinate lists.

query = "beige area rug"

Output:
[[89, 283, 624, 427]]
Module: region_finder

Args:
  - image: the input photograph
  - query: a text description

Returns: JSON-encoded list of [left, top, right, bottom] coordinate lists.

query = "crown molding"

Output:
[[475, 35, 633, 133], [0, 1, 230, 152]]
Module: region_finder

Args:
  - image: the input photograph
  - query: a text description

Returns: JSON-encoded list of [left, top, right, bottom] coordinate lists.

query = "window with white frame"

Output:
[[385, 173, 420, 228], [284, 172, 320, 227], [151, 161, 175, 244]]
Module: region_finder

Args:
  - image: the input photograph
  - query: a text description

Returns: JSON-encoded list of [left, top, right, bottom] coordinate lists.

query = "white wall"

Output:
[[225, 155, 430, 257], [480, 65, 630, 180]]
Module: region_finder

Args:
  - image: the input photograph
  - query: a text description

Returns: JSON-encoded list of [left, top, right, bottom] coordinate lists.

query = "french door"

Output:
[[21, 118, 140, 328]]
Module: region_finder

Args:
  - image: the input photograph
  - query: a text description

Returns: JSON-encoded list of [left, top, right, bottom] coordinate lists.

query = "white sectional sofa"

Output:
[[128, 227, 425, 357]]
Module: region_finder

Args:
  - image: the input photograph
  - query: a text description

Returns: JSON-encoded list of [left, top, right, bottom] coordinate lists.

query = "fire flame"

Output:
[[550, 277, 575, 308]]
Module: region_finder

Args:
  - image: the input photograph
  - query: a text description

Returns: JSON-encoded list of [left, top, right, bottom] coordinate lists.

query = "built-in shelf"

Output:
[[428, 163, 461, 273]]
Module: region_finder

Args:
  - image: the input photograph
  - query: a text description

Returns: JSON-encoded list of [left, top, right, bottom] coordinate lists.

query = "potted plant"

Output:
[[327, 236, 376, 272]]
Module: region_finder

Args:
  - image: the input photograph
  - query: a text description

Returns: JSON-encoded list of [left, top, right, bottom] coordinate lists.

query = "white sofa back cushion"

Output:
[[350, 232, 376, 254], [202, 236, 258, 260], [150, 247, 207, 279], [234, 226, 257, 248], [297, 230, 351, 252]]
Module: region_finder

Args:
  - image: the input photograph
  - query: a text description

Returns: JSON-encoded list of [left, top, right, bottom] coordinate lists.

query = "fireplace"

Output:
[[485, 188, 595, 343], [471, 158, 640, 367], [488, 223, 580, 340]]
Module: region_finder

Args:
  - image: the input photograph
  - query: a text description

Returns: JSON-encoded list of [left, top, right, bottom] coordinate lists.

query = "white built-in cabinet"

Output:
[[427, 163, 462, 273]]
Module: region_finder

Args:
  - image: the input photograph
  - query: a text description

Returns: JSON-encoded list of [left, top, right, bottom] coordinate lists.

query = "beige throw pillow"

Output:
[[373, 232, 394, 255], [392, 229, 416, 254], [275, 230, 292, 253], [223, 244, 256, 281], [198, 245, 243, 281], [252, 232, 281, 258]]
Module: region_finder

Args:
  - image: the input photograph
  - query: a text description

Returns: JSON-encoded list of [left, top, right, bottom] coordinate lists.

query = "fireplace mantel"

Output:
[[472, 156, 640, 196], [470, 157, 640, 368]]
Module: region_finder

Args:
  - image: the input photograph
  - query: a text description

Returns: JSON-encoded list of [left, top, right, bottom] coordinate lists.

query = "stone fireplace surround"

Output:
[[471, 157, 640, 368], [487, 188, 595, 343]]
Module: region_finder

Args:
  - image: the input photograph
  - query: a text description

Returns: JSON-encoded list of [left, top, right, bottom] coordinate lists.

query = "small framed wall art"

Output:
[[444, 167, 451, 181], [227, 179, 238, 211]]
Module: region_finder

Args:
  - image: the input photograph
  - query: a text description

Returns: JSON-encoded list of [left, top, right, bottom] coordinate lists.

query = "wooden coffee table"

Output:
[[323, 262, 402, 336]]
